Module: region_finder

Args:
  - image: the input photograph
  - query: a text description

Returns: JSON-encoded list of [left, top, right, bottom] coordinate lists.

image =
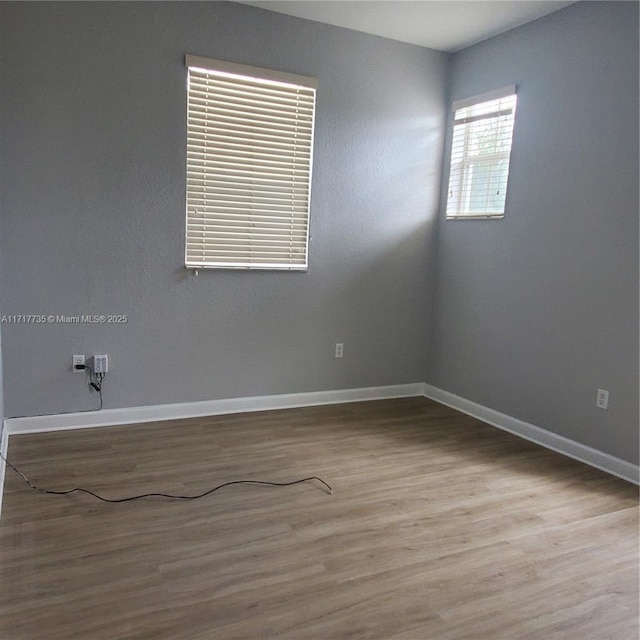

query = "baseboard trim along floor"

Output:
[[2, 381, 638, 516], [0, 426, 7, 517], [4, 383, 425, 435], [422, 383, 639, 486]]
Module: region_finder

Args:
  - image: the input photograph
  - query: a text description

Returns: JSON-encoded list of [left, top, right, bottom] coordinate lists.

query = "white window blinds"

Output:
[[185, 55, 317, 269], [446, 86, 517, 219]]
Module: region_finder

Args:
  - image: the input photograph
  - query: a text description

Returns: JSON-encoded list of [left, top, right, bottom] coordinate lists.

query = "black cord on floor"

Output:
[[0, 452, 333, 503]]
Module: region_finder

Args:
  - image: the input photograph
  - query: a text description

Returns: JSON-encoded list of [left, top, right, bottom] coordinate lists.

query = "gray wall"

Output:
[[431, 1, 639, 463], [1, 1, 637, 468], [0, 2, 447, 417]]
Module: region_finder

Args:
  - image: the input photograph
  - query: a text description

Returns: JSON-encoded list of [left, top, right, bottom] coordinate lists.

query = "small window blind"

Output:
[[185, 55, 317, 269], [446, 86, 517, 219]]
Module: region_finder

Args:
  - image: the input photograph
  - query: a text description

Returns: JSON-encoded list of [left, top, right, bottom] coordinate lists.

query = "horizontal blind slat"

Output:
[[187, 150, 311, 171], [187, 121, 313, 145], [187, 140, 311, 158], [187, 192, 308, 206], [188, 90, 314, 116], [187, 213, 309, 226], [186, 170, 309, 190], [188, 214, 308, 225], [187, 230, 306, 240], [187, 163, 310, 180]]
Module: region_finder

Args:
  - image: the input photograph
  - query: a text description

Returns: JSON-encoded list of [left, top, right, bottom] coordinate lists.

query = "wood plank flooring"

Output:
[[0, 397, 637, 639]]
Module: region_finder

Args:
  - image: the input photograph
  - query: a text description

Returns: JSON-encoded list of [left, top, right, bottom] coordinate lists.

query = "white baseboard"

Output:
[[422, 383, 640, 485], [0, 425, 7, 518], [5, 383, 425, 436]]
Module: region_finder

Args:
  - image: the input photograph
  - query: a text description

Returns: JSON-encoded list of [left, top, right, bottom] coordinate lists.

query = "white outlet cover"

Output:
[[596, 388, 609, 410]]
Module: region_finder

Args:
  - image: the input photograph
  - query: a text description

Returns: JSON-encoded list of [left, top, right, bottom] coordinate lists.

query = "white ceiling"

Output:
[[237, 1, 577, 52]]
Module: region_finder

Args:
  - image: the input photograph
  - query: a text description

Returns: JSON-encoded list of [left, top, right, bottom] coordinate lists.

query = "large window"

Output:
[[445, 86, 517, 219], [185, 55, 317, 269]]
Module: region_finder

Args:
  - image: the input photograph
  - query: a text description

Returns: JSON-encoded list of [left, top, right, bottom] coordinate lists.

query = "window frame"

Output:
[[445, 85, 517, 221], [184, 55, 317, 271]]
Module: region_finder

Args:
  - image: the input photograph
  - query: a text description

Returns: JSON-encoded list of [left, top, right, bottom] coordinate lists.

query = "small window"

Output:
[[185, 55, 317, 269], [445, 86, 517, 219]]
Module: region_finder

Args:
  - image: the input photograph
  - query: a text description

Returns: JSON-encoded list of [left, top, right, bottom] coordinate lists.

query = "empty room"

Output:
[[0, 1, 638, 638]]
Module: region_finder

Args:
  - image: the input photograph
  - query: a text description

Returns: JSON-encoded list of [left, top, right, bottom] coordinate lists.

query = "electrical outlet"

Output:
[[93, 354, 109, 373], [335, 343, 344, 358], [72, 354, 85, 372], [596, 388, 609, 410]]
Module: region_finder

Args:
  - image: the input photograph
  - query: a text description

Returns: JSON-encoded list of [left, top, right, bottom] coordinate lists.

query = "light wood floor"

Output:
[[0, 397, 637, 640]]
